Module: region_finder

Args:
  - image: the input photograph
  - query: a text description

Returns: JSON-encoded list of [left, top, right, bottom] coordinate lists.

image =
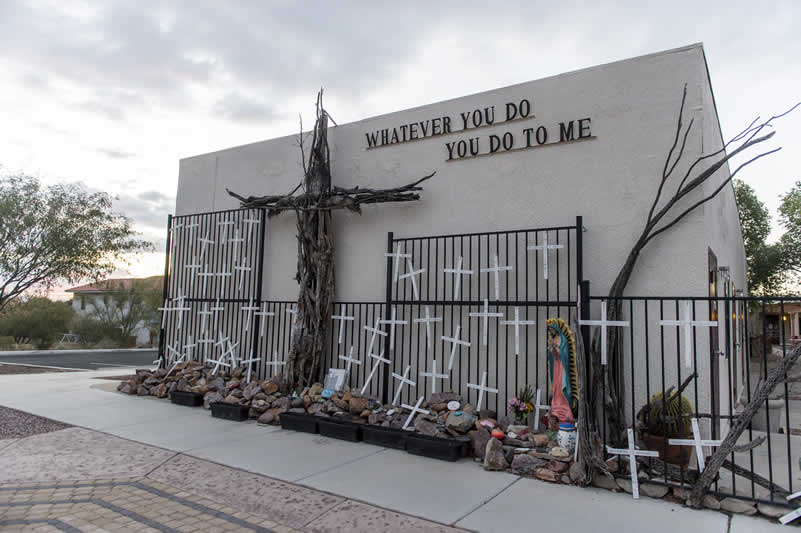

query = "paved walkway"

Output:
[[0, 369, 791, 532]]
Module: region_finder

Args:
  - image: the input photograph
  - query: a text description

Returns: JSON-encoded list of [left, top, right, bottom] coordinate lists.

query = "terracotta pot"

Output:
[[643, 433, 691, 467]]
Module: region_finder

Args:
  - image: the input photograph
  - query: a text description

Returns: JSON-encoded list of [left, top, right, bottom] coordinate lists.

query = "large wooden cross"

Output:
[[227, 91, 434, 390]]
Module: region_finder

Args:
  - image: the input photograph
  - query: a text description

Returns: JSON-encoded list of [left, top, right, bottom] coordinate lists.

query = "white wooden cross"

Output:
[[152, 355, 163, 369], [184, 219, 200, 246], [207, 337, 232, 375], [338, 345, 361, 375], [217, 219, 235, 245], [254, 303, 275, 337], [469, 299, 504, 345], [606, 428, 659, 499], [332, 310, 355, 344], [228, 228, 245, 256], [532, 388, 550, 431], [225, 339, 240, 368], [360, 350, 391, 395], [779, 490, 801, 525], [286, 306, 298, 343], [242, 215, 260, 242], [668, 418, 723, 471], [401, 396, 430, 431], [501, 307, 536, 355], [265, 350, 286, 376], [414, 305, 442, 349], [166, 350, 187, 377], [157, 300, 179, 329], [183, 334, 196, 360], [364, 318, 388, 357], [210, 298, 225, 330], [379, 306, 407, 352], [173, 291, 191, 331], [480, 254, 513, 301], [527, 233, 564, 280], [197, 334, 215, 358], [579, 300, 630, 365], [198, 302, 213, 335], [240, 350, 262, 383], [197, 264, 215, 295], [420, 359, 448, 394], [466, 371, 498, 412], [443, 256, 473, 300], [184, 256, 202, 289], [198, 232, 215, 261], [391, 365, 416, 406], [442, 325, 470, 370], [215, 268, 232, 295], [234, 257, 252, 294], [241, 299, 261, 332], [164, 342, 183, 367], [385, 242, 411, 283], [399, 258, 425, 300], [660, 301, 718, 369], [214, 329, 230, 354]]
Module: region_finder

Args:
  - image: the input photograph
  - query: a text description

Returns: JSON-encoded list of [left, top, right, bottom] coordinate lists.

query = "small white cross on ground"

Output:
[[385, 243, 411, 283], [338, 345, 361, 375], [214, 330, 230, 354], [401, 396, 430, 431], [420, 359, 448, 394], [443, 256, 473, 300], [660, 300, 718, 369], [254, 303, 275, 337], [578, 300, 630, 365], [399, 258, 426, 300], [527, 233, 564, 280], [379, 307, 407, 352], [166, 350, 187, 377], [501, 307, 536, 355], [469, 299, 503, 345], [234, 258, 252, 294], [391, 366, 416, 406], [242, 215, 260, 242], [779, 490, 801, 525], [532, 388, 550, 431], [240, 350, 262, 383], [225, 339, 240, 368], [480, 254, 513, 301], [414, 305, 442, 350], [606, 428, 659, 500], [360, 350, 391, 395], [441, 325, 470, 371], [465, 371, 498, 412], [164, 343, 183, 367], [240, 299, 260, 332], [668, 418, 723, 471], [332, 310, 355, 344]]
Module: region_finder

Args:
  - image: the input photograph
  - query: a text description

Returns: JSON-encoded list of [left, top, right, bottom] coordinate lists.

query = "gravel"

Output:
[[0, 364, 75, 375], [0, 405, 71, 439]]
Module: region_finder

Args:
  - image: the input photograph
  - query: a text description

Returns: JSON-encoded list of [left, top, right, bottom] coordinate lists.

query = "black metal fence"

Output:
[[582, 290, 800, 507]]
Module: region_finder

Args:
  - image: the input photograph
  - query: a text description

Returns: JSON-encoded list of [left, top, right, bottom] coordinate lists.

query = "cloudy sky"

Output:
[[1, 1, 799, 287]]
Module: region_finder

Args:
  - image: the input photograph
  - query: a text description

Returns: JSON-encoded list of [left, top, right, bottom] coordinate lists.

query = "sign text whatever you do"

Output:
[[364, 98, 594, 162]]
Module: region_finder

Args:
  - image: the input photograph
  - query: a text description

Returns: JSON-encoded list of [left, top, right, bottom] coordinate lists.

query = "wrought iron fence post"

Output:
[[158, 214, 173, 364], [252, 209, 268, 367], [380, 232, 394, 404]]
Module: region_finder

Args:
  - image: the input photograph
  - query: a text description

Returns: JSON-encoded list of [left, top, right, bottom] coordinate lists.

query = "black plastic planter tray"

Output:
[[170, 391, 204, 407], [405, 433, 465, 461], [210, 402, 250, 421], [318, 417, 363, 442], [362, 425, 407, 450], [279, 411, 319, 433]]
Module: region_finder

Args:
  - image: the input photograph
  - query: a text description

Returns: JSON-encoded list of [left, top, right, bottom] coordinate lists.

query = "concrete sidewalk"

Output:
[[0, 368, 787, 532]]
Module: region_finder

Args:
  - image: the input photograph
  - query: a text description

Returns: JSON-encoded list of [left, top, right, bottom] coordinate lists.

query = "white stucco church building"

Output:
[[170, 44, 749, 432]]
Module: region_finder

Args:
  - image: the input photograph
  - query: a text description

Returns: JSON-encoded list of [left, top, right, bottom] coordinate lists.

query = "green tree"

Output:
[[734, 180, 786, 293], [0, 297, 73, 348], [0, 173, 150, 313], [778, 180, 801, 288], [85, 278, 161, 344]]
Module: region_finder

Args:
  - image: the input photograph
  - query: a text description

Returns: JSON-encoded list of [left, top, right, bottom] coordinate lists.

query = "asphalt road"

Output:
[[0, 350, 157, 370]]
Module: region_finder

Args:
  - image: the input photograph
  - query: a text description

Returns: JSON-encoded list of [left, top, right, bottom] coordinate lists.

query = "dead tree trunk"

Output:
[[687, 342, 801, 507]]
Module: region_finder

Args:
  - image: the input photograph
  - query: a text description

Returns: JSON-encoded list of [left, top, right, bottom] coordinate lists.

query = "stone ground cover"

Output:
[[0, 364, 74, 376], [0, 405, 71, 439]]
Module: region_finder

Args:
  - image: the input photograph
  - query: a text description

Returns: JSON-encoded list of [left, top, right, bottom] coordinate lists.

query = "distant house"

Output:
[[65, 276, 163, 346]]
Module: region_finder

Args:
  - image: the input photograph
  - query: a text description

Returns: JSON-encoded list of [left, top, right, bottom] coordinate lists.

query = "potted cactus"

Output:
[[638, 389, 694, 466]]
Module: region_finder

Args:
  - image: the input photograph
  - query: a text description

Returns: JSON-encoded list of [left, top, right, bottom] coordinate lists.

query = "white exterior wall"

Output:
[[175, 44, 746, 421]]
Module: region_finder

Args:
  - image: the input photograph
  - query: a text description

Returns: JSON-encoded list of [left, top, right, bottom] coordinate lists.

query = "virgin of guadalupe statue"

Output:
[[546, 318, 578, 423]]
